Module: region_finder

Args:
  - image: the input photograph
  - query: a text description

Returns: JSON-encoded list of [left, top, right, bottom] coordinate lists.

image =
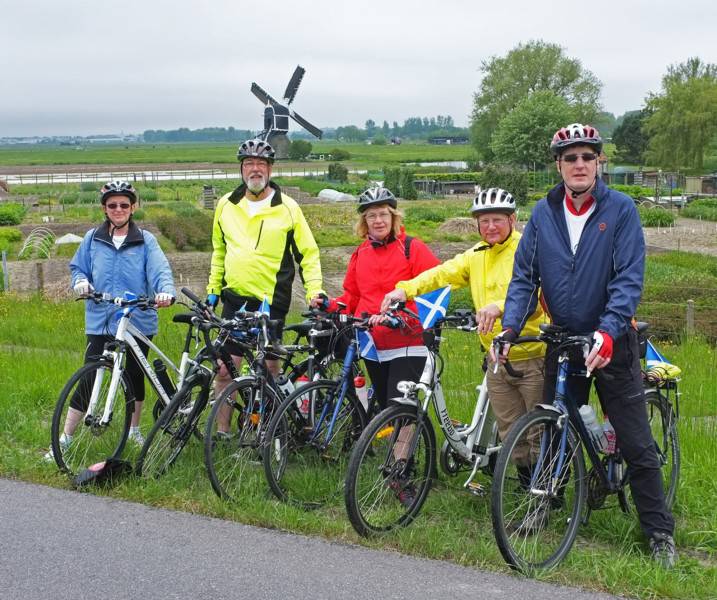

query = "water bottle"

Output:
[[153, 358, 176, 398], [275, 375, 295, 399], [295, 374, 310, 415], [354, 375, 369, 412], [578, 404, 607, 452], [603, 417, 617, 455]]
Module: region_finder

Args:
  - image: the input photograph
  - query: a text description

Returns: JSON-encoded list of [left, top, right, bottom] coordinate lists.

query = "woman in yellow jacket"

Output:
[[382, 188, 546, 463]]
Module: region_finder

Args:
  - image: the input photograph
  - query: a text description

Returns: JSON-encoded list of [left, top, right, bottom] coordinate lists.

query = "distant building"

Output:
[[685, 175, 717, 195], [428, 136, 469, 145], [414, 179, 478, 195]]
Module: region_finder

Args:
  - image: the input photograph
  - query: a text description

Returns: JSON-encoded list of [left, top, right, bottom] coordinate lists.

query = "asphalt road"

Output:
[[0, 478, 618, 600]]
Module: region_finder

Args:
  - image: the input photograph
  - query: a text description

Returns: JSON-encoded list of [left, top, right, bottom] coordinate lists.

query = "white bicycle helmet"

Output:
[[357, 186, 397, 213], [471, 187, 516, 216], [100, 180, 137, 204], [550, 123, 603, 158], [237, 138, 276, 163]]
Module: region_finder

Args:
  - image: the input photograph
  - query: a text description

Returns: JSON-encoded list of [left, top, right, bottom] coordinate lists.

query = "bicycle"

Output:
[[490, 323, 680, 572], [262, 309, 373, 508], [343, 308, 502, 537], [203, 306, 291, 500], [49, 292, 188, 476]]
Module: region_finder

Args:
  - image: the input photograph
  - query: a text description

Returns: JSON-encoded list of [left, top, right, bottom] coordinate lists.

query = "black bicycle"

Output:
[[490, 323, 680, 572]]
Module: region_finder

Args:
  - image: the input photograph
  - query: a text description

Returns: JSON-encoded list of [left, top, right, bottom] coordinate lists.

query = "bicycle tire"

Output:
[[50, 360, 133, 476], [263, 379, 366, 508], [203, 377, 281, 500], [618, 388, 680, 512], [491, 408, 586, 573], [136, 370, 212, 479], [344, 405, 436, 537]]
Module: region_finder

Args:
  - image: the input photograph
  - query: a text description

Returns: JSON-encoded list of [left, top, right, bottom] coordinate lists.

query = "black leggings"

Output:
[[69, 334, 151, 411], [364, 356, 426, 412]]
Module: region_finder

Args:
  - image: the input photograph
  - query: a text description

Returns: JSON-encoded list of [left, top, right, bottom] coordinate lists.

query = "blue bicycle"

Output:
[[490, 323, 680, 572], [262, 309, 376, 508]]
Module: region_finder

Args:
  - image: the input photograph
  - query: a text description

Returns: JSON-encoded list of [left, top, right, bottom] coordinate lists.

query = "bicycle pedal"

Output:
[[467, 481, 486, 496]]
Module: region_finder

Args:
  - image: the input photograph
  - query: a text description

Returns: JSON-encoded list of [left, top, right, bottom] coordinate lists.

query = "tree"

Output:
[[478, 164, 529, 206], [593, 111, 617, 138], [382, 120, 390, 135], [400, 169, 417, 200], [490, 91, 575, 167], [328, 162, 348, 183], [470, 40, 602, 161], [336, 125, 367, 142], [644, 57, 717, 170], [365, 119, 377, 137], [383, 166, 401, 194], [288, 139, 312, 161], [612, 110, 649, 165]]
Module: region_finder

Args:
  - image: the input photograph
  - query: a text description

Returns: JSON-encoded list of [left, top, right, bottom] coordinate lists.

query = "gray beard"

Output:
[[247, 175, 267, 194]]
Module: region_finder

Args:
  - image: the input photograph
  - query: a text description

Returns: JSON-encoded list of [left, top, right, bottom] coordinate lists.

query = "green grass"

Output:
[[0, 293, 715, 598], [682, 198, 717, 222], [0, 141, 473, 169]]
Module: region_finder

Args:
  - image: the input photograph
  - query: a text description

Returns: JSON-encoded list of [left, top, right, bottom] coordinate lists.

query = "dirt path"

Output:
[[642, 217, 717, 256]]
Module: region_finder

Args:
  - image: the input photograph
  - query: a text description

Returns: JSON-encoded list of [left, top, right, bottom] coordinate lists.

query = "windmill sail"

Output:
[[290, 110, 322, 139], [283, 65, 305, 104], [251, 82, 279, 107]]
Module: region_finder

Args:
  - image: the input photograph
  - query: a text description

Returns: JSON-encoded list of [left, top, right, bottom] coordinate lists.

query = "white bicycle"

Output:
[[344, 308, 501, 536], [49, 292, 192, 476]]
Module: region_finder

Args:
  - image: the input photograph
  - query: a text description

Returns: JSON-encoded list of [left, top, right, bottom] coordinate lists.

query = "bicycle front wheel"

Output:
[[136, 371, 212, 479], [263, 379, 366, 508], [204, 377, 280, 500], [50, 361, 133, 476], [344, 405, 436, 537], [491, 408, 586, 573]]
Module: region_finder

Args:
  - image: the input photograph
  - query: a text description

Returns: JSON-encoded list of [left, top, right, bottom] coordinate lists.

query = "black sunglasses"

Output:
[[106, 202, 131, 210], [561, 152, 598, 163]]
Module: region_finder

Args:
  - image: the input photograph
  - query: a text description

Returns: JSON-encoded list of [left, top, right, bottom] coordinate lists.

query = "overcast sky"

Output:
[[1, 0, 715, 137]]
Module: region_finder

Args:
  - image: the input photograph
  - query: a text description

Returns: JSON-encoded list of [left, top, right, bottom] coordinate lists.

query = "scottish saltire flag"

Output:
[[415, 286, 451, 329], [645, 339, 670, 367], [259, 296, 270, 316], [357, 329, 380, 361]]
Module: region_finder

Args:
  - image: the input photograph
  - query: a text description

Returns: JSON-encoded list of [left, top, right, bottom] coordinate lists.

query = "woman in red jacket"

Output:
[[313, 186, 440, 413]]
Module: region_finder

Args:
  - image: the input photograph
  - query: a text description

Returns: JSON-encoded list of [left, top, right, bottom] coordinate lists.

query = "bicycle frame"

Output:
[[398, 331, 500, 491], [87, 305, 186, 426]]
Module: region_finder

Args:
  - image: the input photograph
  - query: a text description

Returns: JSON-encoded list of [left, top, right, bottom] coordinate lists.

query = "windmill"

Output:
[[251, 65, 323, 159]]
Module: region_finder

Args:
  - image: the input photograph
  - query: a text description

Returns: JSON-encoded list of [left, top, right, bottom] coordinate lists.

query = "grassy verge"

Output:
[[0, 293, 715, 598]]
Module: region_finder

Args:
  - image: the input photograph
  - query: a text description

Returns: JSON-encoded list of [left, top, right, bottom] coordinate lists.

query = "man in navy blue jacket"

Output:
[[494, 123, 676, 568]]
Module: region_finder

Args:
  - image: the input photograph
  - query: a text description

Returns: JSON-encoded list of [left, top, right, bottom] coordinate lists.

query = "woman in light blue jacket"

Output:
[[45, 181, 175, 461]]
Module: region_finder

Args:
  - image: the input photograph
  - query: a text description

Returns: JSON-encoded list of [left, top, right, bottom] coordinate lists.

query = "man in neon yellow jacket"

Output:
[[207, 138, 324, 435], [382, 188, 545, 461]]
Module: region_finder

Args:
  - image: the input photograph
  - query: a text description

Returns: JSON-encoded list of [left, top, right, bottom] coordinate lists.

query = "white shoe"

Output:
[[128, 429, 145, 446], [43, 433, 72, 462]]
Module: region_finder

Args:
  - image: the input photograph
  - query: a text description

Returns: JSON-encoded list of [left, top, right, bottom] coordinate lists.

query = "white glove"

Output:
[[155, 293, 174, 307], [73, 279, 93, 295]]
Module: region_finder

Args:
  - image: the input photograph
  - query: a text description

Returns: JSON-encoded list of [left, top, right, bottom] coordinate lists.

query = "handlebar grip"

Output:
[[503, 361, 524, 378], [181, 287, 202, 304]]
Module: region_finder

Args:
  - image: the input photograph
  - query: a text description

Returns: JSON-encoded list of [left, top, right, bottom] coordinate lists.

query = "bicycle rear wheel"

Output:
[[618, 388, 680, 512], [263, 379, 366, 508], [50, 360, 133, 476], [136, 371, 212, 479], [204, 377, 280, 500], [344, 405, 436, 537], [491, 408, 586, 573]]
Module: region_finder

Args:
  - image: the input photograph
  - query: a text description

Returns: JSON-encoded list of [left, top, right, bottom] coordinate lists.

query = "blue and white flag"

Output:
[[259, 296, 271, 316], [357, 329, 380, 362], [415, 286, 451, 329], [645, 339, 670, 367]]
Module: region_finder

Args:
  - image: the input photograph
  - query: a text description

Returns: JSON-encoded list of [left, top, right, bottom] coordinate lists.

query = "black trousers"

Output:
[[543, 327, 674, 537], [70, 334, 151, 411], [364, 355, 426, 412]]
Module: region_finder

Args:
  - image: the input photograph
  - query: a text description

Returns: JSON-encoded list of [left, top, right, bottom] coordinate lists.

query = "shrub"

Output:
[[78, 191, 97, 204], [638, 206, 675, 227], [383, 166, 401, 194], [138, 189, 158, 202], [682, 197, 717, 222], [0, 228, 22, 243], [154, 211, 212, 251], [327, 162, 349, 183], [79, 182, 97, 191], [478, 164, 529, 206], [0, 203, 26, 225], [372, 135, 387, 146], [288, 140, 312, 161], [400, 169, 417, 200], [329, 148, 351, 161]]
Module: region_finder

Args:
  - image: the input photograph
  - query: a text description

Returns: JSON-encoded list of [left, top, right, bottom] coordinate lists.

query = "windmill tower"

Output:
[[250, 65, 322, 159]]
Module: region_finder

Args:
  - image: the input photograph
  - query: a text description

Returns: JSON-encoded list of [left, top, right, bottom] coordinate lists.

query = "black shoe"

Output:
[[649, 532, 677, 569]]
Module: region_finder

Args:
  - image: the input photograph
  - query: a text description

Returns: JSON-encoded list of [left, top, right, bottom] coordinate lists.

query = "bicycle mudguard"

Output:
[[72, 457, 133, 488], [535, 403, 562, 414]]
